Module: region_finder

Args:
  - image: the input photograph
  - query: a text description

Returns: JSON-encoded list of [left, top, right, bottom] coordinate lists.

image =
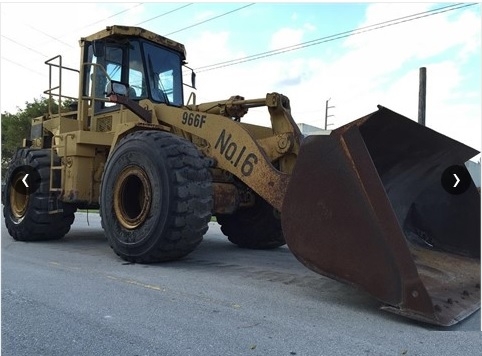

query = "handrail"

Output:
[[43, 55, 80, 117]]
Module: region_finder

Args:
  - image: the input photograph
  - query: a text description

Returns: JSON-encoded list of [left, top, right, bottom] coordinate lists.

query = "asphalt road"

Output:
[[2, 212, 481, 356]]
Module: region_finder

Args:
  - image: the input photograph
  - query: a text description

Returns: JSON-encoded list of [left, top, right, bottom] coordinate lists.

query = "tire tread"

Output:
[[2, 148, 76, 241], [101, 130, 213, 263]]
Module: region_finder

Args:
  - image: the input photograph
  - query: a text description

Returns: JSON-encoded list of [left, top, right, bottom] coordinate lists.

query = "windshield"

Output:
[[83, 39, 184, 109], [143, 42, 183, 106]]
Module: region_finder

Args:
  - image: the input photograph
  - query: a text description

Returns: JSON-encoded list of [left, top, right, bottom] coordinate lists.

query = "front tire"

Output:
[[2, 148, 76, 241], [100, 130, 213, 263]]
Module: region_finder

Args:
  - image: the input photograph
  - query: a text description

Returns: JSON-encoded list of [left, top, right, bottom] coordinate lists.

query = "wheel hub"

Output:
[[113, 166, 152, 229], [10, 171, 29, 220]]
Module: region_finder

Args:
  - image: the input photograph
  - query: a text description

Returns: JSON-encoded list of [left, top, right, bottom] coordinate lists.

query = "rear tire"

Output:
[[100, 130, 213, 263], [2, 148, 76, 241], [217, 193, 285, 249]]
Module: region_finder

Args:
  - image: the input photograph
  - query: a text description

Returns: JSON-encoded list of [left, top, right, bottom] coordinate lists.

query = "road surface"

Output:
[[2, 212, 481, 356]]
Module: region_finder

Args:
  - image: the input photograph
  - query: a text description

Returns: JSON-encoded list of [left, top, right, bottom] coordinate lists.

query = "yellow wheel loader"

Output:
[[2, 26, 480, 326]]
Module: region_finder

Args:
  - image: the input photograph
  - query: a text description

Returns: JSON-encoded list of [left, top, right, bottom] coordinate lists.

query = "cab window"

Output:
[[143, 42, 183, 106]]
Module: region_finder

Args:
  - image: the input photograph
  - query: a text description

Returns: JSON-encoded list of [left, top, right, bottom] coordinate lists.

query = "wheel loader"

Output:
[[2, 25, 480, 326]]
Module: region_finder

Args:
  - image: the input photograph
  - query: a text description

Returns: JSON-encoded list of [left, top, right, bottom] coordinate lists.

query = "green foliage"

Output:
[[1, 97, 75, 178]]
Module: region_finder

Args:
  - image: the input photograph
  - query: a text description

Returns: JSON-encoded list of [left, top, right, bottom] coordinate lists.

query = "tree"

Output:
[[1, 97, 72, 178]]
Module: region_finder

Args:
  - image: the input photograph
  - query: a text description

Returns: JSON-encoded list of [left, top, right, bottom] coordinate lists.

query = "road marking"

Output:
[[106, 275, 165, 292]]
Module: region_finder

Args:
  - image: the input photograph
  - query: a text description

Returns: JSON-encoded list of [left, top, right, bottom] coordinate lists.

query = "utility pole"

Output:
[[324, 98, 335, 130], [418, 67, 427, 126]]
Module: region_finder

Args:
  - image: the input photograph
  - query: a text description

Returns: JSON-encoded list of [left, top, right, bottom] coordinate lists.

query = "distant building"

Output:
[[297, 123, 330, 136], [465, 160, 481, 188]]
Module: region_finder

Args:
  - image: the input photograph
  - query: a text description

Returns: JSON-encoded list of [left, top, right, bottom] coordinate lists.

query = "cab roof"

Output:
[[80, 25, 186, 60]]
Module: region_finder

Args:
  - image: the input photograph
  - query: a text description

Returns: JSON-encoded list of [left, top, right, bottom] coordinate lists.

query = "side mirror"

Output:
[[105, 80, 128, 97], [183, 65, 196, 89], [191, 71, 196, 90]]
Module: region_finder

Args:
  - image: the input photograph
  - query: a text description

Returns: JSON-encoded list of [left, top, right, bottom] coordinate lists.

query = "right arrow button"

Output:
[[442, 165, 471, 195], [453, 173, 460, 188]]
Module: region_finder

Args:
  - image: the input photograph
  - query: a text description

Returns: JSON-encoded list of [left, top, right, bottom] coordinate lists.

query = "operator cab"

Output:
[[80, 26, 190, 113]]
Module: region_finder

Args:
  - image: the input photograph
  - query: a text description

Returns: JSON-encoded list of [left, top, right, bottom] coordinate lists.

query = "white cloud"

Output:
[[344, 3, 480, 64], [0, 3, 479, 157], [265, 3, 481, 153], [269, 27, 304, 50], [361, 3, 431, 25], [194, 10, 216, 22], [342, 3, 481, 153], [303, 22, 317, 33], [0, 2, 151, 113], [183, 31, 235, 68]]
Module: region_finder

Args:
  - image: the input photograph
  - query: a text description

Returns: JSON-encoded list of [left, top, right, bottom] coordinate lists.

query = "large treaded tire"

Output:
[[217, 193, 285, 249], [100, 130, 213, 263], [2, 148, 76, 241]]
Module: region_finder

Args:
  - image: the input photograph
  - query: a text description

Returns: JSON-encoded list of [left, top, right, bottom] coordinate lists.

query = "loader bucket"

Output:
[[281, 106, 480, 326]]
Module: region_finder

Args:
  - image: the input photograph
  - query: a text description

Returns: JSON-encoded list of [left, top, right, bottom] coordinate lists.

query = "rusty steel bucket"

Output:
[[281, 106, 480, 326]]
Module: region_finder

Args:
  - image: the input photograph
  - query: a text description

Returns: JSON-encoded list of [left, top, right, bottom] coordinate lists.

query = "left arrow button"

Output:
[[22, 174, 29, 188], [12, 166, 41, 195]]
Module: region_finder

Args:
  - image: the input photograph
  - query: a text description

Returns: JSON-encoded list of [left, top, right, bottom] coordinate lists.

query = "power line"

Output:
[[1, 56, 45, 76], [195, 2, 472, 71], [195, 2, 476, 73], [136, 3, 194, 25], [1, 2, 476, 84], [1, 35, 48, 58], [28, 25, 75, 48], [1, 3, 146, 56], [165, 3, 255, 36], [0, 3, 194, 75], [75, 2, 145, 32], [1, 2, 193, 70]]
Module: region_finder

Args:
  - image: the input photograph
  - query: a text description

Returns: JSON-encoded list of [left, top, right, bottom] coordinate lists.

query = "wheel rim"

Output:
[[10, 171, 29, 219], [113, 165, 152, 230]]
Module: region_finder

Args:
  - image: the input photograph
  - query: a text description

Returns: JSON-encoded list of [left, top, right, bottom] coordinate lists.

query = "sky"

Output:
[[0, 1, 480, 160]]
